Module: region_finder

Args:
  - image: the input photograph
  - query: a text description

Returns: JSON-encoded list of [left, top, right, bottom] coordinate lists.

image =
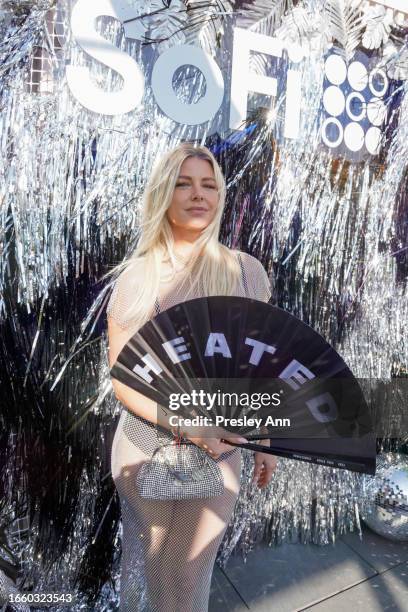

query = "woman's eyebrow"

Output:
[[177, 175, 216, 181]]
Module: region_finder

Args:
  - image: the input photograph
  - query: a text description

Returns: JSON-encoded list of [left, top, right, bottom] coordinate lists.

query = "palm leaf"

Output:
[[362, 5, 393, 50], [236, 0, 294, 36], [183, 0, 233, 50], [325, 0, 365, 59]]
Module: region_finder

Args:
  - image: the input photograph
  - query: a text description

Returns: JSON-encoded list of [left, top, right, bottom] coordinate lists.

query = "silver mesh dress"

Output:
[[107, 251, 271, 612]]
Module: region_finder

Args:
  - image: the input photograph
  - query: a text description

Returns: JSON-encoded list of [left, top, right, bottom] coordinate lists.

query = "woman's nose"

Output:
[[191, 184, 204, 200]]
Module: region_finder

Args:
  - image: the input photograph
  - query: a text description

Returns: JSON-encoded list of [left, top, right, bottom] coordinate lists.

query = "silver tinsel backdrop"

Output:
[[0, 0, 407, 609]]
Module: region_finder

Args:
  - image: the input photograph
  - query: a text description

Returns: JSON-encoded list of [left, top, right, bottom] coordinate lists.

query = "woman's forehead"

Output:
[[179, 156, 214, 176]]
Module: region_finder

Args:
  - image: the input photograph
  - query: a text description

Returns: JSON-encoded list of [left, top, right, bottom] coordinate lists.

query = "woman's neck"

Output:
[[171, 227, 201, 259], [173, 241, 197, 259]]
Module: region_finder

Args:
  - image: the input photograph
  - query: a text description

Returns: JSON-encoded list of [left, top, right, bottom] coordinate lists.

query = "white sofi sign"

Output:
[[66, 0, 400, 161], [66, 0, 301, 137]]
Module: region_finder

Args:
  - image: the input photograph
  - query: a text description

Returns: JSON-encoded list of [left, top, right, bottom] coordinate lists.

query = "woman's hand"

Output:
[[252, 438, 278, 488]]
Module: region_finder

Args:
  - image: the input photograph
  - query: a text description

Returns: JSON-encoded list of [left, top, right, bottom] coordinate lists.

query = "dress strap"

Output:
[[154, 298, 161, 315], [237, 253, 249, 297]]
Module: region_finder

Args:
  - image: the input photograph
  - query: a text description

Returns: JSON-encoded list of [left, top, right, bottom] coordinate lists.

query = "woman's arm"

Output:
[[108, 317, 166, 426], [108, 317, 245, 458]]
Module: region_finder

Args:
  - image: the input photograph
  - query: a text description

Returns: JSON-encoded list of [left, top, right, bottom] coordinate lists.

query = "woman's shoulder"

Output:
[[112, 259, 144, 288], [106, 260, 144, 327], [234, 250, 267, 273], [233, 250, 272, 302]]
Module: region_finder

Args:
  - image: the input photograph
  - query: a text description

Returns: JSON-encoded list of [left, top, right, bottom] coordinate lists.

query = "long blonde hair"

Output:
[[113, 143, 241, 322]]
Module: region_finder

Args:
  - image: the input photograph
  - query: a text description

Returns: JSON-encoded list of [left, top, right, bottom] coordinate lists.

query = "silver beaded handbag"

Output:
[[136, 439, 225, 500]]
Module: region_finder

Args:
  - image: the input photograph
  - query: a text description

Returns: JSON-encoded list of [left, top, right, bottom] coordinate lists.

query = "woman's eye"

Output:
[[175, 181, 216, 189]]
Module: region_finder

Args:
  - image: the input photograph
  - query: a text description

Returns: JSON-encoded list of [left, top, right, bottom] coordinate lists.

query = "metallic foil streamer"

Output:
[[0, 0, 407, 609]]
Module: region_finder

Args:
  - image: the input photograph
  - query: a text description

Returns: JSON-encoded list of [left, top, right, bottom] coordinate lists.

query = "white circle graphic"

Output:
[[346, 92, 366, 121], [365, 126, 382, 155], [369, 68, 388, 97], [344, 122, 365, 151], [323, 85, 345, 116], [321, 117, 343, 148], [347, 61, 368, 91], [367, 97, 387, 126], [324, 55, 347, 85]]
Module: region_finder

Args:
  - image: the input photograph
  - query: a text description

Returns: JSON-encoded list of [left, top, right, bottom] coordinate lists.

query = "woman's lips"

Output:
[[186, 207, 208, 213]]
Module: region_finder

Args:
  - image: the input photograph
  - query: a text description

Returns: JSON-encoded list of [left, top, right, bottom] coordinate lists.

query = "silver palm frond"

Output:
[[183, 0, 295, 54], [230, 0, 297, 87], [183, 0, 234, 52], [125, 0, 296, 55], [236, 0, 294, 36], [324, 0, 365, 59], [274, 5, 331, 54], [125, 0, 234, 54], [362, 4, 394, 50], [142, 0, 187, 51], [381, 40, 408, 80]]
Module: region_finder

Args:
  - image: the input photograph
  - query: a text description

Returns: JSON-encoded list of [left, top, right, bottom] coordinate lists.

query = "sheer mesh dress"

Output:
[[107, 251, 271, 612]]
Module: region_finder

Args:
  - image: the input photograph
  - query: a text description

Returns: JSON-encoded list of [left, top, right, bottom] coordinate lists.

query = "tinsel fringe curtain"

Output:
[[0, 0, 407, 608]]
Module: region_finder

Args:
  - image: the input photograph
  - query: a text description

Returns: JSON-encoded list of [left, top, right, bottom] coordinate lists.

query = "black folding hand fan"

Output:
[[110, 296, 376, 475]]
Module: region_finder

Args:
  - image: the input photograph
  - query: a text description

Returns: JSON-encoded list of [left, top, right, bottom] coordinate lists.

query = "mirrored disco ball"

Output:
[[362, 453, 408, 542]]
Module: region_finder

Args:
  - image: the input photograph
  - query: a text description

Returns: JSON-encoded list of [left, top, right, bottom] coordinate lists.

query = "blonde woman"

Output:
[[107, 143, 277, 612]]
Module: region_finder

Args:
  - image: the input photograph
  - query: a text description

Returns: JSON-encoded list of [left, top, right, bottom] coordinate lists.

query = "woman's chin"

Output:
[[173, 220, 210, 233]]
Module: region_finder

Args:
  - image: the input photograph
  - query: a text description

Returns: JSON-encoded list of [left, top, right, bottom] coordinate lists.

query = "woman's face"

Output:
[[166, 156, 219, 236]]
